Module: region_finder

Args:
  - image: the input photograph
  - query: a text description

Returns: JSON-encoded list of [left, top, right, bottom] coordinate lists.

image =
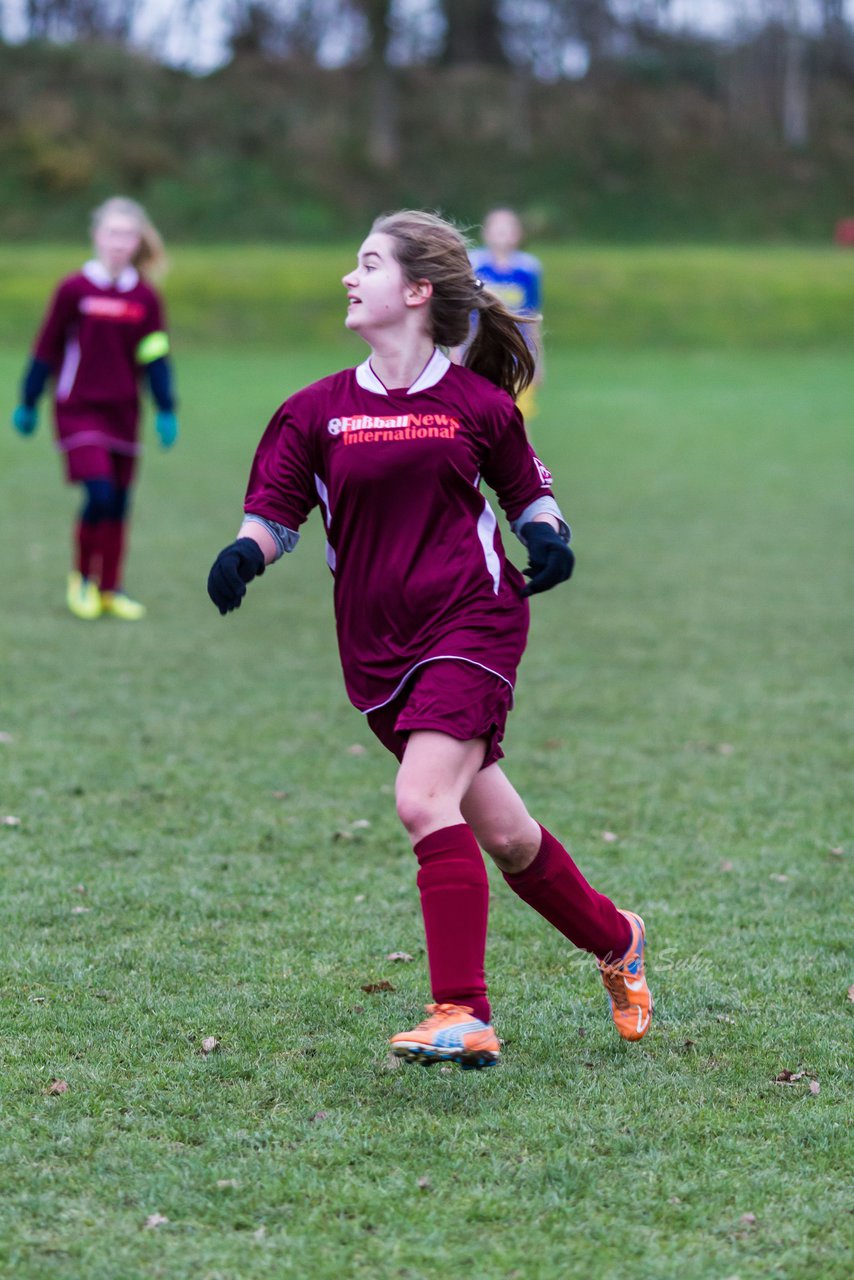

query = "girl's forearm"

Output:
[[237, 520, 279, 565]]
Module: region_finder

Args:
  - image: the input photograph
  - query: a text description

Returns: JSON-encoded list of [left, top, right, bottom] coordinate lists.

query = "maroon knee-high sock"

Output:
[[99, 519, 126, 593], [75, 520, 100, 580], [414, 824, 491, 1024], [503, 825, 631, 961]]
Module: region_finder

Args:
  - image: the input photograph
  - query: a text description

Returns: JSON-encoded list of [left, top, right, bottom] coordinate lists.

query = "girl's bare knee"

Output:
[[396, 796, 429, 839], [482, 829, 540, 874], [395, 780, 444, 842]]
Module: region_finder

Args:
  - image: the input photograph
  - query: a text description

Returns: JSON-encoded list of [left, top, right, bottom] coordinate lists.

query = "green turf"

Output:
[[2, 242, 854, 350], [1, 329, 852, 1277]]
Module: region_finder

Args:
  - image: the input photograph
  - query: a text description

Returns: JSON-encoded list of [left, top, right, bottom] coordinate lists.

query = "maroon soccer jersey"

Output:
[[244, 350, 558, 712], [33, 261, 166, 452]]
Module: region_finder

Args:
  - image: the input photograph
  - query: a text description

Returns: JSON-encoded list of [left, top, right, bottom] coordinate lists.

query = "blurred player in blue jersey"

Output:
[[467, 208, 543, 421]]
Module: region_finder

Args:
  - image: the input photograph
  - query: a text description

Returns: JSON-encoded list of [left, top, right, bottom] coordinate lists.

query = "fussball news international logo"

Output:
[[325, 412, 553, 488], [327, 412, 460, 444]]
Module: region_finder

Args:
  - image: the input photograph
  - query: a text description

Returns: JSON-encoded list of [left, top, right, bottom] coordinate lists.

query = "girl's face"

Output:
[[93, 212, 142, 276], [483, 210, 523, 256], [342, 232, 428, 337]]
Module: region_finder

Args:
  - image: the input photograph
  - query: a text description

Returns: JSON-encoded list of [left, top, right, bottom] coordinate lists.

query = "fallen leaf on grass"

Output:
[[829, 846, 844, 858], [361, 980, 395, 994], [144, 1214, 169, 1229], [386, 951, 413, 963], [601, 831, 618, 844], [417, 1176, 432, 1190], [439, 1065, 453, 1074], [200, 1036, 221, 1054], [216, 1179, 238, 1189], [2, 816, 21, 826], [354, 893, 366, 903], [45, 1078, 68, 1095], [336, 820, 371, 840], [774, 1069, 820, 1091], [272, 790, 288, 800], [739, 1212, 757, 1226], [345, 744, 366, 756], [309, 1111, 328, 1123], [253, 1226, 267, 1242], [848, 985, 854, 1004]]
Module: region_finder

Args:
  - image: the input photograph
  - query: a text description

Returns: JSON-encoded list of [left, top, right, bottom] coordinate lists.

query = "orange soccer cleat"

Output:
[[390, 1003, 500, 1070], [597, 910, 653, 1041]]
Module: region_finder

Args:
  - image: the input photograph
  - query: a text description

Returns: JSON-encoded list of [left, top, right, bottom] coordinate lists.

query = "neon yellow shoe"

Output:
[[390, 1003, 501, 1070], [100, 590, 146, 621], [597, 910, 653, 1041], [66, 572, 102, 620]]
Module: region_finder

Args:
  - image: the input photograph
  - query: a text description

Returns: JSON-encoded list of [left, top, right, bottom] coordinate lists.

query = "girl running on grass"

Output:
[[12, 196, 179, 621], [207, 210, 652, 1070]]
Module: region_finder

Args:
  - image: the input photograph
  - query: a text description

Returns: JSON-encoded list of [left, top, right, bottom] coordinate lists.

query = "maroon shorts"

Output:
[[63, 445, 136, 487], [366, 659, 513, 769], [55, 403, 139, 485]]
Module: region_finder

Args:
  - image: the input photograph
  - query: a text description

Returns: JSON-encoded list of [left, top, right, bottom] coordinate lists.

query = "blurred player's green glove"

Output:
[[12, 405, 38, 435], [156, 410, 179, 448], [519, 521, 574, 597]]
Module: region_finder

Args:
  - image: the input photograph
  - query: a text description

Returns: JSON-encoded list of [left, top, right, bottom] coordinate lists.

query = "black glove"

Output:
[[207, 538, 266, 615], [519, 521, 575, 598]]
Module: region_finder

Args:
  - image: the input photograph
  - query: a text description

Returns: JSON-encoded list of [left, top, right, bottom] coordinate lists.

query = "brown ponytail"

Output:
[[371, 209, 537, 400], [466, 287, 536, 400]]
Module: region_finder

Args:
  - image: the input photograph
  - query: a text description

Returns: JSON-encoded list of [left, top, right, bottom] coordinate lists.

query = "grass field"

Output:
[[1, 247, 852, 1278], [2, 243, 854, 350]]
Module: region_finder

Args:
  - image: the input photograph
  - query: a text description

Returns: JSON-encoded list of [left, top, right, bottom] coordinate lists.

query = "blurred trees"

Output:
[[18, 0, 141, 40], [441, 0, 507, 66], [5, 0, 852, 160], [243, 2, 850, 154], [7, 1, 853, 113], [2, 0, 853, 241], [356, 0, 399, 168]]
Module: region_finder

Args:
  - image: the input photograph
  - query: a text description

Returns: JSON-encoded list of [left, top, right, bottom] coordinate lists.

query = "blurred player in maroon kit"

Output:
[[12, 197, 178, 620], [207, 210, 652, 1069]]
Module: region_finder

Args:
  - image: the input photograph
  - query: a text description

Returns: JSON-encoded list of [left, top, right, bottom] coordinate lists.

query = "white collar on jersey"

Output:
[[355, 348, 450, 396], [82, 260, 140, 292]]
